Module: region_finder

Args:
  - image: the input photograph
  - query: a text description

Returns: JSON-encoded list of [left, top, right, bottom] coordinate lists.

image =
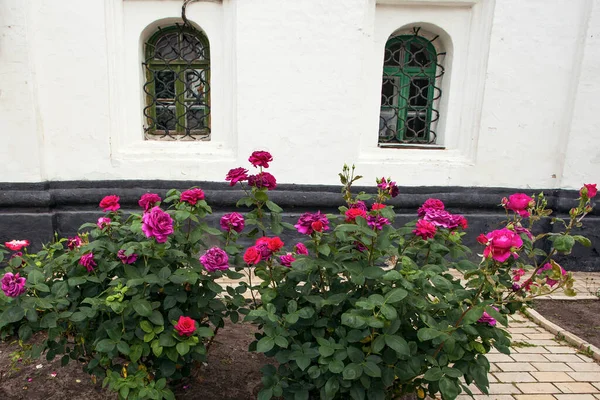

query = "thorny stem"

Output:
[[246, 266, 257, 308]]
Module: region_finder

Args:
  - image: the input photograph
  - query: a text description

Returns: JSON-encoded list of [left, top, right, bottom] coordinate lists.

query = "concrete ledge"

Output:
[[523, 307, 600, 362]]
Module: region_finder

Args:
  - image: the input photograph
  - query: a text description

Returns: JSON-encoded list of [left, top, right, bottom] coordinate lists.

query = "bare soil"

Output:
[[0, 323, 268, 400], [533, 299, 600, 348]]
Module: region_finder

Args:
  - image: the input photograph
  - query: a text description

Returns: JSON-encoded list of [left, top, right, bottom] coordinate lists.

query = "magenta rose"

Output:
[[247, 172, 277, 190], [367, 214, 390, 230], [142, 207, 174, 243], [220, 212, 245, 233], [423, 209, 462, 229], [537, 263, 567, 287], [1, 272, 26, 298], [79, 253, 97, 273], [483, 228, 523, 262], [200, 247, 229, 272], [279, 253, 296, 267], [505, 193, 534, 217], [117, 249, 138, 264], [294, 243, 308, 255], [477, 307, 498, 326], [295, 211, 330, 235], [67, 236, 82, 250], [180, 188, 205, 205], [99, 195, 120, 212], [377, 177, 399, 198], [413, 219, 437, 240], [248, 151, 273, 168], [417, 198, 445, 217], [581, 183, 598, 199], [225, 167, 249, 186], [97, 217, 111, 230], [174, 316, 197, 337], [139, 193, 161, 212], [349, 201, 367, 212]]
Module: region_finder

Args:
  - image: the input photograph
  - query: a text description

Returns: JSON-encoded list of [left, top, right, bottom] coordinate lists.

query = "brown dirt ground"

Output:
[[0, 323, 268, 400], [533, 299, 600, 348]]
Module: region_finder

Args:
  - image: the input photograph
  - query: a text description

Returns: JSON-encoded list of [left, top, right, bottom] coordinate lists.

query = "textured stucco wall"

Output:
[[0, 0, 599, 189]]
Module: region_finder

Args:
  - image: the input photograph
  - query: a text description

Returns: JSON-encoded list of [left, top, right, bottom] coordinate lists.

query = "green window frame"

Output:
[[379, 33, 443, 146], [143, 25, 211, 140]]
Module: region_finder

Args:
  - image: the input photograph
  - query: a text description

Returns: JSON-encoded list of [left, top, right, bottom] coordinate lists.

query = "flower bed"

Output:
[[0, 152, 596, 400]]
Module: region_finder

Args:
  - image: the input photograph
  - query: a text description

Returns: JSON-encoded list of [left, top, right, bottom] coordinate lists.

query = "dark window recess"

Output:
[[143, 23, 211, 141], [379, 30, 445, 145]]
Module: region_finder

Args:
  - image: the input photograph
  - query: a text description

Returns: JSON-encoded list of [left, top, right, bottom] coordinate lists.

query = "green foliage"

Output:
[[0, 191, 241, 399]]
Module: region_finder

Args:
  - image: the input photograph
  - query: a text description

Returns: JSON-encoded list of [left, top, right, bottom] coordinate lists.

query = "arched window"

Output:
[[379, 29, 444, 146], [143, 25, 210, 140]]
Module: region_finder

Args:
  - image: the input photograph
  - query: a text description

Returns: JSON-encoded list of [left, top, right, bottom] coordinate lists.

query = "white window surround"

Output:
[[358, 0, 495, 165], [104, 0, 236, 164]]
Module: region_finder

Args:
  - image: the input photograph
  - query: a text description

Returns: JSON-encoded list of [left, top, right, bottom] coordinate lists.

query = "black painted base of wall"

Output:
[[0, 181, 598, 271]]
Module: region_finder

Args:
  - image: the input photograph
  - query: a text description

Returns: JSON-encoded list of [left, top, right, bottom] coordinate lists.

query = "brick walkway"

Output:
[[216, 271, 600, 399]]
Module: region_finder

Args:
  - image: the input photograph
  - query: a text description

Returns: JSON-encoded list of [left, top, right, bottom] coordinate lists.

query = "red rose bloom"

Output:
[[267, 237, 284, 252], [247, 172, 277, 190], [476, 233, 488, 245], [371, 203, 386, 211], [99, 195, 120, 212], [345, 208, 367, 222], [243, 246, 262, 265], [174, 316, 197, 337], [413, 219, 437, 240], [5, 240, 30, 251], [311, 221, 324, 232], [225, 167, 249, 186], [180, 188, 205, 205], [248, 151, 273, 168]]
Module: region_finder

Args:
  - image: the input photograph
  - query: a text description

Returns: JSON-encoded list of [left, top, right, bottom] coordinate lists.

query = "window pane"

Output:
[[384, 40, 405, 67], [156, 104, 177, 131], [186, 107, 207, 131], [185, 69, 209, 103], [381, 78, 399, 107], [379, 109, 397, 141], [408, 78, 430, 107], [155, 70, 176, 99], [407, 42, 432, 68], [154, 33, 179, 60], [181, 33, 208, 61], [405, 112, 428, 140]]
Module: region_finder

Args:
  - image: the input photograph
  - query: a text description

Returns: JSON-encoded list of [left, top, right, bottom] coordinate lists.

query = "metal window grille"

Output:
[[143, 21, 210, 141], [379, 29, 445, 146]]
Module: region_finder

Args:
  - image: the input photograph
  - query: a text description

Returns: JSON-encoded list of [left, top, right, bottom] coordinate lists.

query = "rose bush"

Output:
[[0, 151, 595, 400], [0, 188, 245, 400]]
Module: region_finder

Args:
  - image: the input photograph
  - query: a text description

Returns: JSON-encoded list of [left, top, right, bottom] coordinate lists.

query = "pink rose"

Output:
[[505, 193, 534, 217], [255, 237, 273, 260], [477, 307, 498, 326], [413, 219, 437, 240], [79, 253, 97, 273], [199, 247, 229, 272], [138, 193, 161, 212], [248, 151, 273, 168], [220, 212, 245, 233], [483, 228, 523, 262], [243, 246, 262, 265], [377, 177, 399, 198], [367, 214, 390, 230], [581, 183, 598, 199], [97, 217, 111, 229], [349, 201, 367, 211], [99, 195, 120, 212], [225, 167, 249, 186], [67, 236, 82, 250], [423, 209, 464, 229], [5, 240, 30, 251], [1, 272, 26, 297], [417, 198, 445, 217], [537, 263, 567, 287], [117, 249, 138, 264], [295, 211, 330, 235], [142, 207, 174, 243], [294, 243, 308, 255], [279, 253, 296, 267], [247, 172, 277, 190], [180, 188, 205, 205], [174, 316, 197, 337]]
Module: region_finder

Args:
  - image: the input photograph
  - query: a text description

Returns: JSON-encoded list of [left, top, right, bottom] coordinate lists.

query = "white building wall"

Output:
[[0, 0, 598, 189]]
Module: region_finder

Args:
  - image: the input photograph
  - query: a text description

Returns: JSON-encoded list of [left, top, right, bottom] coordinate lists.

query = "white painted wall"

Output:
[[0, 0, 598, 189]]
